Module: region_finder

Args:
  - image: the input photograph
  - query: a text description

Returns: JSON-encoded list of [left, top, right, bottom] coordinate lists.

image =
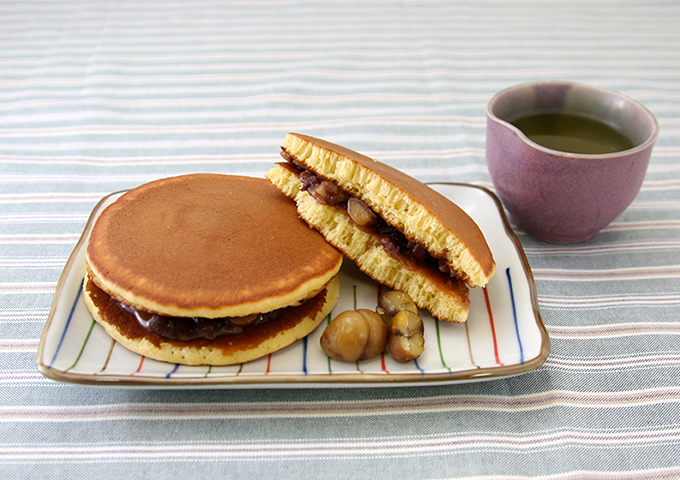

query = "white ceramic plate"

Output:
[[38, 183, 548, 388]]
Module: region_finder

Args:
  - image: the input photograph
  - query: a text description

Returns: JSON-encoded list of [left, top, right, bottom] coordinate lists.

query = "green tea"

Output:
[[508, 111, 636, 154]]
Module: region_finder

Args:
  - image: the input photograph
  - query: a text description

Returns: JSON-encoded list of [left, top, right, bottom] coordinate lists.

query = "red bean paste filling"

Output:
[[278, 148, 461, 280], [115, 299, 290, 342]]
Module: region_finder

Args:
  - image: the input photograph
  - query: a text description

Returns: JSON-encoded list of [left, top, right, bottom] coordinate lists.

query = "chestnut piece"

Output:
[[377, 290, 418, 319], [347, 197, 377, 226], [388, 310, 425, 363], [376, 290, 425, 362]]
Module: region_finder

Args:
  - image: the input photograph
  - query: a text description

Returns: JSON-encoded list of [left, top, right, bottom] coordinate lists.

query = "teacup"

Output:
[[486, 81, 659, 243]]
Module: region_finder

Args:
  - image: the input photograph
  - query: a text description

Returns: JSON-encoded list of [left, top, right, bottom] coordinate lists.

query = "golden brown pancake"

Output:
[[86, 174, 343, 318], [84, 173, 343, 365], [266, 133, 495, 323]]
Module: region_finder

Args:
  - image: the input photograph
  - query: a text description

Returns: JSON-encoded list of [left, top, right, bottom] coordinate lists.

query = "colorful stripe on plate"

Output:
[[48, 265, 524, 379]]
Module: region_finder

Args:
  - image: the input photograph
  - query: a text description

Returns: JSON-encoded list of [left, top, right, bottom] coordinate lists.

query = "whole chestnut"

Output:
[[320, 309, 387, 362]]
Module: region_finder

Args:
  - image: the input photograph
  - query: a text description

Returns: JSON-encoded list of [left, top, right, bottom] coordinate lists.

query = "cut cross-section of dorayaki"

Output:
[[266, 133, 495, 323]]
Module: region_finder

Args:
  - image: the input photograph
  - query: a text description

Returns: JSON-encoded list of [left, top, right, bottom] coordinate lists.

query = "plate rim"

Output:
[[37, 181, 549, 388]]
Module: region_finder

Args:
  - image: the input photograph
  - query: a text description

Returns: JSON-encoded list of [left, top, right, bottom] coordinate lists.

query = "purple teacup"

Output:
[[486, 81, 659, 243]]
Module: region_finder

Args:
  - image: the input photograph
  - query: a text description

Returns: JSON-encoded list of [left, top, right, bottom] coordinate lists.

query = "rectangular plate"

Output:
[[37, 182, 548, 388]]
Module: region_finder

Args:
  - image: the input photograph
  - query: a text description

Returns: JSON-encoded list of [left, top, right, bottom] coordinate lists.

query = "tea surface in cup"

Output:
[[508, 111, 636, 155]]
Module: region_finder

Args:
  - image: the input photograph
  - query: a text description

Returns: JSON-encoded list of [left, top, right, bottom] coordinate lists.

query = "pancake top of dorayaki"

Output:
[[86, 174, 342, 318]]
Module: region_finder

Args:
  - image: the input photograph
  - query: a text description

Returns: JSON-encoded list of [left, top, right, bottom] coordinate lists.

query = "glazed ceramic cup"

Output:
[[486, 81, 659, 243]]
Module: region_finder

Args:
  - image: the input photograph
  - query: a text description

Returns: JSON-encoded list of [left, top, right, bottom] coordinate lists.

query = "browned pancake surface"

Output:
[[86, 174, 342, 318]]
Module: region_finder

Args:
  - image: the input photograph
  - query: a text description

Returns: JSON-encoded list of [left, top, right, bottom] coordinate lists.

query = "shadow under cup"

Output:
[[486, 81, 659, 243]]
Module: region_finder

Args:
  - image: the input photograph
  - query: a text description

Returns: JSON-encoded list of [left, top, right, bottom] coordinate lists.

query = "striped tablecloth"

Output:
[[1, 1, 679, 478]]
